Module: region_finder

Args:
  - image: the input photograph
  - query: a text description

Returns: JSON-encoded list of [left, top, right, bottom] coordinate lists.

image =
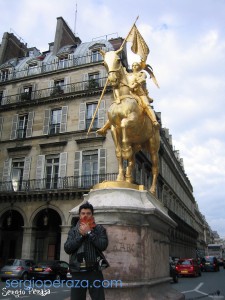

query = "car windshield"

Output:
[[205, 257, 214, 262], [6, 259, 22, 266], [37, 261, 56, 267], [178, 260, 191, 265]]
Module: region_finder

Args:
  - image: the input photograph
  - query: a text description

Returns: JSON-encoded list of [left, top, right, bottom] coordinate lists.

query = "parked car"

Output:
[[30, 260, 69, 280], [201, 256, 220, 272], [176, 258, 201, 277], [0, 259, 35, 281]]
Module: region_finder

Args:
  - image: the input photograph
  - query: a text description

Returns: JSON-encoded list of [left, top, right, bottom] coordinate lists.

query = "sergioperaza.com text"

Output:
[[4, 279, 123, 289]]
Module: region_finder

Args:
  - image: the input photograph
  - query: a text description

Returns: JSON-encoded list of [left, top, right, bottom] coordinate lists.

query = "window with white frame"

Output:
[[78, 101, 105, 131], [74, 149, 106, 188], [35, 153, 67, 189], [88, 73, 100, 89], [86, 103, 98, 130], [43, 106, 68, 135], [49, 109, 62, 134], [2, 157, 31, 191], [21, 86, 33, 101], [82, 151, 98, 187], [45, 155, 60, 189], [17, 114, 28, 139], [51, 79, 64, 95], [11, 159, 24, 191], [10, 112, 34, 140]]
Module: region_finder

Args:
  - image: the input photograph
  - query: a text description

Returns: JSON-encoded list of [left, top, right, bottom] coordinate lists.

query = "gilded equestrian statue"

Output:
[[97, 49, 160, 195]]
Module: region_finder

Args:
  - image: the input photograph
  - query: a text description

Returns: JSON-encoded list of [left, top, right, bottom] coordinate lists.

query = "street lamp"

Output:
[[7, 204, 13, 227], [43, 208, 48, 226]]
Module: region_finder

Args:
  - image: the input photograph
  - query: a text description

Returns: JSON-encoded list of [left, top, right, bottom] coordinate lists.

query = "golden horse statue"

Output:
[[99, 49, 160, 195]]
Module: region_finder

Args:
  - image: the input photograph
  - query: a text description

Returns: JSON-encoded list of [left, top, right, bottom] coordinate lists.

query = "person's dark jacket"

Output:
[[64, 221, 108, 273]]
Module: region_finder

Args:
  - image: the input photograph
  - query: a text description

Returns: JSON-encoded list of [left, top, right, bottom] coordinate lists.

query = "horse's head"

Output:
[[100, 49, 122, 87]]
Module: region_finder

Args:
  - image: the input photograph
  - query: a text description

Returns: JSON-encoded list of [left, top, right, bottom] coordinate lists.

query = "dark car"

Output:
[[176, 258, 201, 277], [0, 259, 35, 281], [201, 256, 220, 272], [30, 260, 69, 281]]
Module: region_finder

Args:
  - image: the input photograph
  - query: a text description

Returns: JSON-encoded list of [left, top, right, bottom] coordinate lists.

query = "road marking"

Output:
[[181, 282, 225, 299], [182, 282, 208, 296], [195, 283, 204, 291]]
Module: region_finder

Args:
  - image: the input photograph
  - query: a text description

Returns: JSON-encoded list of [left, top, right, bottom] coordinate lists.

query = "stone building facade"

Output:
[[0, 17, 212, 266]]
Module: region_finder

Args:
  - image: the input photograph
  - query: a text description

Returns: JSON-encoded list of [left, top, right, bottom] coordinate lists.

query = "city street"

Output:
[[173, 267, 225, 299], [0, 268, 225, 299]]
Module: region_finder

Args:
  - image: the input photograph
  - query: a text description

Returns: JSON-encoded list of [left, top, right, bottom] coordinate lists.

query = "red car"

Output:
[[176, 258, 201, 277]]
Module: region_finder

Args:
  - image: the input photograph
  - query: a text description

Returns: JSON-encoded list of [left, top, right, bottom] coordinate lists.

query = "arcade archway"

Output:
[[0, 210, 24, 266], [32, 208, 62, 261]]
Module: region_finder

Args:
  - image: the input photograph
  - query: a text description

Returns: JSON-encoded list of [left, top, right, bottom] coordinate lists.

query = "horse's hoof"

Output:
[[125, 176, 133, 183], [149, 187, 156, 195], [116, 175, 125, 181]]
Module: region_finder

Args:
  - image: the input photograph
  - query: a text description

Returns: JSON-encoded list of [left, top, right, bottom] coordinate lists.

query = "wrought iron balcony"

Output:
[[0, 173, 119, 192], [0, 77, 108, 106], [0, 53, 105, 82]]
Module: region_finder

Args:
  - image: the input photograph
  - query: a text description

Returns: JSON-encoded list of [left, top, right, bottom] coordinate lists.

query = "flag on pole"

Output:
[[126, 24, 150, 62]]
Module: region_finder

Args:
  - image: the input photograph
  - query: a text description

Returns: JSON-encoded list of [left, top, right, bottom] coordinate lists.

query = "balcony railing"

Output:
[[1, 77, 107, 106], [0, 53, 105, 82], [0, 173, 120, 192]]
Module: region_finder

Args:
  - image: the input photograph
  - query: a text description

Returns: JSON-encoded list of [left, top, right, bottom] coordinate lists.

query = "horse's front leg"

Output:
[[120, 116, 134, 160], [111, 125, 125, 181], [125, 154, 135, 183], [148, 134, 160, 195], [120, 116, 135, 183]]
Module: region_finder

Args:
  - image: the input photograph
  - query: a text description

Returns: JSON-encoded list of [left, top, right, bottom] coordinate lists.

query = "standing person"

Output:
[[64, 202, 108, 300]]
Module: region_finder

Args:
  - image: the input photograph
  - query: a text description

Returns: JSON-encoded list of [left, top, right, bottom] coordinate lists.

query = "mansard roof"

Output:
[[0, 39, 114, 72]]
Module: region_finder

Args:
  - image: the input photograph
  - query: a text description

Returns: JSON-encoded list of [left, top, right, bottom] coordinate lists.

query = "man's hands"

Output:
[[79, 222, 92, 236], [79, 215, 96, 236]]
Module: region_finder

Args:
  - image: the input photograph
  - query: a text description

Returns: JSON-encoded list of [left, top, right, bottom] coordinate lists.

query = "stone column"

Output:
[[21, 227, 35, 259], [60, 225, 71, 262]]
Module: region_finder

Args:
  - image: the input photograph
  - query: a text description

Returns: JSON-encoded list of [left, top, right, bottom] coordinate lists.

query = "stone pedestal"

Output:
[[70, 185, 184, 300]]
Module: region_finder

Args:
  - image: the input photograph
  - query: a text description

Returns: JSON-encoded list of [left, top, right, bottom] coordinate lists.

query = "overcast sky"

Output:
[[1, 0, 225, 237]]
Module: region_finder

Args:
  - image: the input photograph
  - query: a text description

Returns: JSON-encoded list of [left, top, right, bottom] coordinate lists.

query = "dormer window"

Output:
[[58, 55, 68, 69], [91, 50, 102, 62], [28, 63, 38, 76], [0, 69, 9, 82]]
